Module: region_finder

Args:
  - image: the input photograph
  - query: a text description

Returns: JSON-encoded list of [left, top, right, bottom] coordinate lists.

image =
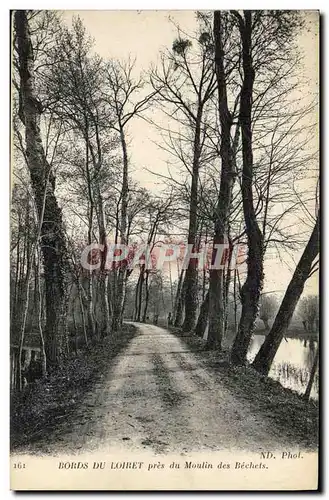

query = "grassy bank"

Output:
[[11, 323, 138, 453], [171, 328, 319, 450]]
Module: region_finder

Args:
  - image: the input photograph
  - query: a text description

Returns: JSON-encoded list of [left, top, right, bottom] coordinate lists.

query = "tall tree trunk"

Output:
[[84, 137, 96, 339], [252, 214, 319, 375], [233, 268, 239, 334], [18, 254, 31, 391], [174, 272, 187, 328], [169, 261, 174, 313], [182, 108, 203, 332], [207, 11, 236, 349], [142, 270, 150, 322], [112, 125, 129, 331], [35, 248, 47, 378], [95, 188, 110, 337], [15, 10, 69, 367], [72, 302, 78, 355], [119, 125, 129, 242], [12, 226, 21, 333], [98, 272, 110, 337], [223, 242, 233, 337], [77, 279, 88, 347], [173, 269, 184, 324], [112, 268, 125, 331], [195, 291, 209, 338], [87, 274, 96, 338], [202, 267, 206, 302], [107, 271, 113, 317], [18, 206, 32, 390], [136, 265, 145, 322], [231, 11, 264, 365], [88, 122, 110, 338], [134, 272, 141, 321]]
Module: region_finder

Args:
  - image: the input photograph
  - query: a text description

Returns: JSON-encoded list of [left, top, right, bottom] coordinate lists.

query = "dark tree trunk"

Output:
[[95, 186, 110, 337], [72, 302, 78, 355], [173, 269, 184, 324], [252, 214, 319, 375], [18, 249, 31, 391], [12, 225, 21, 333], [98, 272, 110, 337], [77, 279, 88, 346], [112, 268, 125, 331], [15, 11, 69, 367], [35, 249, 47, 377], [208, 11, 236, 349], [233, 268, 239, 334], [223, 244, 233, 337], [112, 124, 129, 331], [134, 272, 141, 321], [135, 265, 145, 322], [142, 270, 150, 323], [87, 274, 96, 338], [174, 273, 187, 328], [182, 108, 203, 332], [195, 291, 209, 338], [84, 139, 96, 339], [231, 11, 264, 366]]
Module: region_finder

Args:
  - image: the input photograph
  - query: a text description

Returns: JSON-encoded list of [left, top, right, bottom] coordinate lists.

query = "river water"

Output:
[[247, 335, 319, 400], [204, 326, 319, 400]]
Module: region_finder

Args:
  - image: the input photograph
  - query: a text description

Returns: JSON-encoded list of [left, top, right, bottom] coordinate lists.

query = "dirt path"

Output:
[[49, 322, 301, 455]]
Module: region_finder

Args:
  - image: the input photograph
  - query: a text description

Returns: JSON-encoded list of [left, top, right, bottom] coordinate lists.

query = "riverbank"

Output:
[[171, 328, 318, 450]]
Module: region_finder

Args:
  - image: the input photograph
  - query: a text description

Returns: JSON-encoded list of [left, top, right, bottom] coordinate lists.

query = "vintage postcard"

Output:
[[10, 9, 319, 491]]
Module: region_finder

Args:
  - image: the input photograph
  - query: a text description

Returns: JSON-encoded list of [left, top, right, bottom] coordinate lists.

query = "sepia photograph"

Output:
[[10, 8, 319, 491]]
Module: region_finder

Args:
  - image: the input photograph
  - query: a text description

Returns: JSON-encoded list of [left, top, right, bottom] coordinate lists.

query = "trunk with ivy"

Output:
[[35, 249, 47, 378], [182, 107, 203, 332], [91, 125, 111, 337], [96, 196, 111, 337], [15, 10, 69, 367], [207, 11, 236, 349], [112, 125, 129, 331], [230, 11, 264, 366]]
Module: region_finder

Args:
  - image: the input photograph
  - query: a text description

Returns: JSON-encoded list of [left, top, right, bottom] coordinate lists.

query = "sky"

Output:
[[61, 10, 319, 296]]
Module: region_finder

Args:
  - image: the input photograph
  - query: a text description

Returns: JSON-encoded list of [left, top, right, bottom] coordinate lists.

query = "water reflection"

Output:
[[247, 335, 319, 400]]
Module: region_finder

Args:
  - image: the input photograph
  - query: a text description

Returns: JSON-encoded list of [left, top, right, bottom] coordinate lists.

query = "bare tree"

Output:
[[229, 11, 265, 364], [14, 10, 70, 367], [150, 22, 217, 332], [207, 11, 240, 349], [252, 212, 319, 375], [44, 17, 117, 337], [104, 58, 156, 331], [230, 10, 304, 365], [133, 195, 174, 322]]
